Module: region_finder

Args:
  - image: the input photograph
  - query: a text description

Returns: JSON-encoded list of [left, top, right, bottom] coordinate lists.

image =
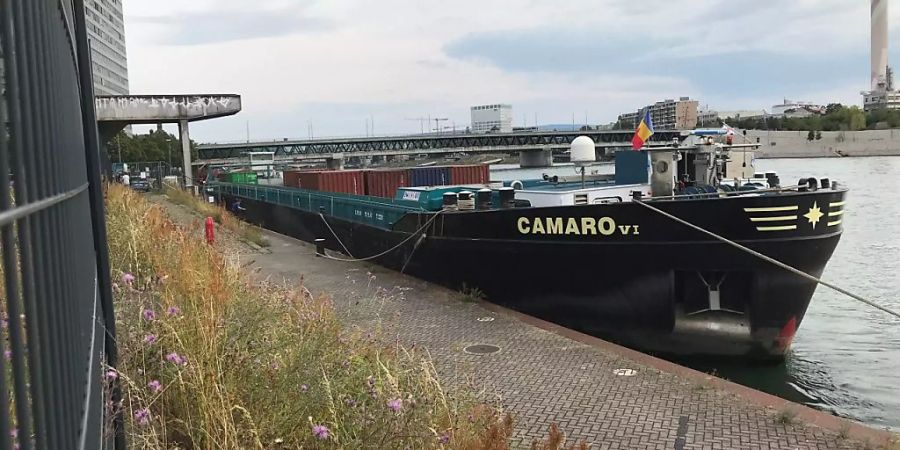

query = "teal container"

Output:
[[395, 186, 474, 211]]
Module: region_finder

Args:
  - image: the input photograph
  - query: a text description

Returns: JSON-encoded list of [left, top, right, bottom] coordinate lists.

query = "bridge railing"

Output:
[[0, 1, 120, 449]]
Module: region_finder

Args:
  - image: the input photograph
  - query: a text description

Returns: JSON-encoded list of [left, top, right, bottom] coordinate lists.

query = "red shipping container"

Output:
[[449, 164, 490, 185], [283, 168, 330, 188], [298, 170, 365, 195], [283, 170, 302, 188], [365, 169, 409, 198]]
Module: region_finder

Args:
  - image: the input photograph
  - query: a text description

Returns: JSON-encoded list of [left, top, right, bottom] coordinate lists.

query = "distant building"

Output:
[[697, 107, 720, 127], [770, 99, 825, 118], [617, 97, 699, 130], [718, 110, 766, 120], [470, 104, 513, 133], [85, 0, 129, 95]]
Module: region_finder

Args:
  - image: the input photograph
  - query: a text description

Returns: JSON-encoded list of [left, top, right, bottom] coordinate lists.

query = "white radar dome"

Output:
[[570, 135, 596, 164]]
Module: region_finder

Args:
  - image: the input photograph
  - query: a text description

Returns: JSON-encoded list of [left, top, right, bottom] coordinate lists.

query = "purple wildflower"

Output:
[[147, 380, 162, 392], [312, 424, 330, 440], [366, 376, 375, 387], [133, 408, 151, 426], [1, 318, 7, 329], [143, 334, 157, 345], [122, 273, 135, 285], [300, 384, 309, 392], [439, 432, 450, 444], [3, 350, 10, 360], [10, 428, 17, 438], [344, 398, 357, 407], [105, 369, 118, 380], [166, 306, 180, 317], [387, 398, 402, 412], [142, 309, 155, 321], [341, 360, 350, 369], [165, 352, 186, 366]]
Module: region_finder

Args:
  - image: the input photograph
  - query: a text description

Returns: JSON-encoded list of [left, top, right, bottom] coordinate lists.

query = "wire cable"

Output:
[[318, 210, 445, 263], [634, 200, 900, 320]]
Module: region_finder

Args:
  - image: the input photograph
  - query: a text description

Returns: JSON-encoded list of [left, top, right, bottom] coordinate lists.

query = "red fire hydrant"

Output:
[[205, 216, 215, 245]]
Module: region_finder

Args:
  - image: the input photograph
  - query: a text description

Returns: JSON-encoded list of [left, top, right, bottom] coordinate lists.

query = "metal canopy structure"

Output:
[[198, 129, 682, 160]]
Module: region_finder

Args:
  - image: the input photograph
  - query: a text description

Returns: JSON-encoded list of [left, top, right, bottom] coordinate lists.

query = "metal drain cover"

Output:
[[476, 316, 495, 322], [613, 368, 638, 376], [464, 344, 501, 355]]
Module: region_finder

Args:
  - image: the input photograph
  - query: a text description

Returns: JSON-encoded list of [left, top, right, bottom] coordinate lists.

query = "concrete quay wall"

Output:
[[745, 129, 900, 158]]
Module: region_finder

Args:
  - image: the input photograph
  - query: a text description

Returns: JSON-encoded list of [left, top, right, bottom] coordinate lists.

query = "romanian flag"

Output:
[[631, 109, 654, 150]]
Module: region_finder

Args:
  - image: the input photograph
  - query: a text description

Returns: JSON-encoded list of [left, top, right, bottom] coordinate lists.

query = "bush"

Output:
[[106, 184, 510, 449]]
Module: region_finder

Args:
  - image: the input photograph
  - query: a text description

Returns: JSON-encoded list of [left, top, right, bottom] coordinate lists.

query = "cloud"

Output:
[[122, 0, 889, 142], [130, 5, 331, 46]]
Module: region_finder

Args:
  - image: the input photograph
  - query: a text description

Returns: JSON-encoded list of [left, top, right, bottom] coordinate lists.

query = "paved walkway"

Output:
[[156, 198, 894, 449]]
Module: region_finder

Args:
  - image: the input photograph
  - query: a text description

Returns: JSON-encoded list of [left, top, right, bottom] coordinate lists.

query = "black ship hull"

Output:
[[226, 188, 846, 361]]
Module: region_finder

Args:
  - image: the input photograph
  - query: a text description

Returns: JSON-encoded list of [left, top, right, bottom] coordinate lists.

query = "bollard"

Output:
[[314, 238, 326, 257], [205, 216, 215, 245]]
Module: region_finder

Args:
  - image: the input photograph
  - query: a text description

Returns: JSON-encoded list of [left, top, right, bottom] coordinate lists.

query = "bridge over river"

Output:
[[197, 129, 682, 168]]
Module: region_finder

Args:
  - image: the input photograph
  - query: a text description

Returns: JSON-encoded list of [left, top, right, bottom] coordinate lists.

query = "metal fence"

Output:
[[0, 1, 119, 450]]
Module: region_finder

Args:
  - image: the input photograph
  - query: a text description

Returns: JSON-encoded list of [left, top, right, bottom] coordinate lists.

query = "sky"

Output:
[[123, 0, 900, 143]]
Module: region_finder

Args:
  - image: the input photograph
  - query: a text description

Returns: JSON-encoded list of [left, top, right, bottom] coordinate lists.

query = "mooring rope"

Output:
[[318, 210, 444, 263], [634, 200, 900, 320]]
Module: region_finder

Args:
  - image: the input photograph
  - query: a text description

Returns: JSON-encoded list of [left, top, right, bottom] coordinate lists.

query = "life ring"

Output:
[[511, 180, 524, 190]]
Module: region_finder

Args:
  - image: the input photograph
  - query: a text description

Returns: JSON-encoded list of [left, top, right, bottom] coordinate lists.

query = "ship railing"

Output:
[[647, 184, 809, 201], [210, 181, 424, 229]]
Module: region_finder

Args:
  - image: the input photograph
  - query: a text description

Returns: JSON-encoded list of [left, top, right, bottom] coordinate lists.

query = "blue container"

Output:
[[409, 167, 450, 187], [614, 151, 650, 185]]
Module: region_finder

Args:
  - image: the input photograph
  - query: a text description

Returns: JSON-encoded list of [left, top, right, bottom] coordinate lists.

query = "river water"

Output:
[[490, 157, 900, 431]]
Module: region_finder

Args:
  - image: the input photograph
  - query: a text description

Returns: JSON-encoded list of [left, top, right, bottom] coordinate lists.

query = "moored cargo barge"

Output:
[[208, 134, 846, 361]]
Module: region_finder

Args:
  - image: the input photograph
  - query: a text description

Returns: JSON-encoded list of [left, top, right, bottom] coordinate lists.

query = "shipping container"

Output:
[[449, 165, 490, 185], [223, 171, 258, 184], [298, 170, 365, 195], [365, 169, 409, 198], [408, 166, 450, 187], [283, 168, 330, 188]]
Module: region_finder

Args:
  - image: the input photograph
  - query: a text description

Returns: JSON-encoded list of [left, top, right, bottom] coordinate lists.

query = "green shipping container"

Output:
[[224, 172, 258, 184]]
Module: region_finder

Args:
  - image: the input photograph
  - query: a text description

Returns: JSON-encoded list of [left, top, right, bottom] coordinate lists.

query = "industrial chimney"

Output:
[[872, 0, 889, 91]]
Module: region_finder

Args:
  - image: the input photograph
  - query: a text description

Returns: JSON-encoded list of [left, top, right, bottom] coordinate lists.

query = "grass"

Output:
[[164, 186, 269, 248], [106, 184, 514, 449], [774, 407, 798, 426], [459, 283, 486, 303]]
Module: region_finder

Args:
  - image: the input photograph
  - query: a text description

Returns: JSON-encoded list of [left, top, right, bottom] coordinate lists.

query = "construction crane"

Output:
[[433, 118, 448, 134], [404, 117, 428, 134]]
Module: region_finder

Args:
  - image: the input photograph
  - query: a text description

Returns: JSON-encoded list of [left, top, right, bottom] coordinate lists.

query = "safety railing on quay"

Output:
[[0, 1, 121, 449]]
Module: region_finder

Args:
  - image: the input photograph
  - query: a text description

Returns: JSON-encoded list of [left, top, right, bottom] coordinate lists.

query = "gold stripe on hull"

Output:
[[744, 206, 799, 213], [749, 215, 798, 222], [756, 225, 798, 232], [828, 220, 842, 227], [828, 210, 844, 217]]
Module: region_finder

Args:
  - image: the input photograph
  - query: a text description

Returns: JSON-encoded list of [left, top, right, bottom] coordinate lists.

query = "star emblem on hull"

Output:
[[803, 202, 823, 228]]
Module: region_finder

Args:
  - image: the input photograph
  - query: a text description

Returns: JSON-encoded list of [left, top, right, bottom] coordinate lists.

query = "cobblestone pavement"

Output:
[[153, 197, 890, 450]]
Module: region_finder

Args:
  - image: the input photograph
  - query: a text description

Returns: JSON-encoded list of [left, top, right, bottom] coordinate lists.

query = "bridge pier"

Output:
[[519, 147, 553, 168], [326, 154, 345, 170], [178, 119, 193, 188]]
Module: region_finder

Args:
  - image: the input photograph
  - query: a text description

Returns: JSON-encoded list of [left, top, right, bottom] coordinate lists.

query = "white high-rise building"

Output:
[[470, 104, 513, 133], [85, 0, 129, 96]]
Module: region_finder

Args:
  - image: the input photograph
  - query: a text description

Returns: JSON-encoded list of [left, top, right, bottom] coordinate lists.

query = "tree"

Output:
[[807, 130, 815, 141], [106, 129, 198, 166], [825, 103, 844, 115], [815, 130, 822, 140]]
